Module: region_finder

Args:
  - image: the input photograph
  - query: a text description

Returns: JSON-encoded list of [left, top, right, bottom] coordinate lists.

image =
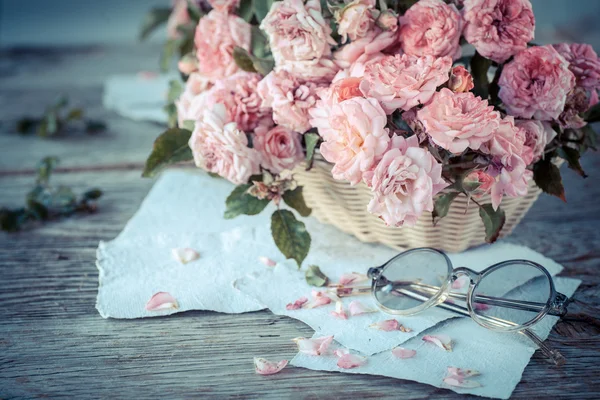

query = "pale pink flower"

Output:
[[310, 97, 390, 185], [333, 28, 398, 69], [303, 290, 333, 309], [399, 0, 463, 60], [145, 292, 179, 311], [253, 125, 304, 174], [254, 358, 288, 375], [462, 0, 535, 63], [360, 54, 452, 113], [188, 103, 260, 184], [515, 120, 556, 163], [337, 353, 367, 369], [286, 296, 308, 310], [336, 0, 376, 43], [482, 116, 531, 166], [499, 45, 575, 121], [417, 88, 501, 153], [276, 58, 340, 84], [292, 336, 334, 356], [369, 319, 412, 332], [338, 272, 369, 286], [422, 334, 453, 351], [330, 301, 348, 320], [260, 0, 335, 67], [376, 10, 399, 32], [488, 156, 532, 210], [167, 0, 190, 39], [171, 248, 200, 264], [208, 0, 240, 13], [348, 300, 377, 316], [392, 347, 417, 359], [175, 73, 213, 128], [463, 170, 495, 197], [194, 10, 251, 81], [448, 66, 474, 93], [364, 135, 448, 227], [257, 70, 322, 133], [553, 43, 600, 92]]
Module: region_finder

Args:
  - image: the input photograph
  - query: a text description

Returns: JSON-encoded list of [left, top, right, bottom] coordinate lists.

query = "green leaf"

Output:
[[283, 187, 312, 217], [233, 46, 258, 73], [533, 157, 566, 201], [26, 199, 49, 221], [142, 128, 193, 177], [581, 124, 598, 152], [557, 147, 587, 178], [187, 0, 204, 21], [584, 101, 600, 123], [161, 39, 179, 72], [182, 120, 195, 131], [164, 103, 178, 128], [51, 186, 77, 208], [271, 209, 311, 267], [478, 204, 506, 244], [305, 265, 329, 287], [224, 184, 270, 219], [238, 0, 254, 22], [0, 208, 26, 232], [253, 57, 275, 76], [36, 157, 59, 184], [16, 118, 38, 134], [397, 0, 419, 13], [304, 132, 321, 170], [66, 108, 84, 121], [85, 120, 107, 133], [251, 26, 269, 58], [254, 0, 273, 22], [139, 7, 172, 41], [83, 189, 103, 200], [470, 52, 492, 100], [166, 79, 184, 103], [432, 192, 459, 226]]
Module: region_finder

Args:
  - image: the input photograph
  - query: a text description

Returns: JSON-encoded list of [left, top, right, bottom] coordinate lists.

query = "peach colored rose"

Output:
[[207, 0, 240, 13], [257, 70, 322, 133], [516, 119, 556, 163], [188, 103, 260, 184], [498, 45, 575, 121], [488, 156, 532, 210], [333, 27, 398, 69], [481, 116, 531, 166], [417, 88, 501, 153], [253, 125, 304, 173], [336, 0, 376, 43], [360, 54, 452, 113], [194, 10, 251, 81], [260, 0, 335, 67], [448, 66, 474, 93], [364, 135, 448, 227], [462, 0, 535, 64], [309, 97, 390, 185], [167, 0, 190, 39], [553, 43, 600, 93], [399, 0, 463, 60]]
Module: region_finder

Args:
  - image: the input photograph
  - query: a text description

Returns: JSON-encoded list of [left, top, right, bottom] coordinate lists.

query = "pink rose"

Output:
[[188, 103, 260, 184], [333, 28, 398, 69], [175, 73, 213, 127], [253, 125, 304, 174], [178, 53, 198, 75], [336, 0, 376, 43], [515, 119, 556, 163], [275, 58, 339, 84], [376, 10, 399, 32], [360, 54, 452, 113], [257, 70, 322, 133], [448, 66, 474, 93], [188, 72, 269, 132], [310, 97, 390, 185], [364, 135, 448, 227], [167, 0, 190, 39], [498, 45, 575, 121], [261, 0, 335, 66], [488, 156, 532, 210], [462, 0, 535, 63], [207, 0, 240, 13], [399, 0, 463, 60], [417, 88, 501, 153], [194, 10, 251, 81], [553, 43, 600, 92], [463, 170, 495, 196], [481, 116, 531, 166]]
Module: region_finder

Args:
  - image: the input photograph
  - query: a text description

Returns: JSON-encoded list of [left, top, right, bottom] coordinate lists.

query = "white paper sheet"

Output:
[[291, 277, 581, 399]]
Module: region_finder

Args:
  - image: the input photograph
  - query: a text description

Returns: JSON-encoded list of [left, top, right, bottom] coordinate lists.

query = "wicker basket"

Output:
[[293, 157, 541, 253]]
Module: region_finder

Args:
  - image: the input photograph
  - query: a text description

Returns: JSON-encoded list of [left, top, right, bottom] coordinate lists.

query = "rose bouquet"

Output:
[[144, 0, 600, 267]]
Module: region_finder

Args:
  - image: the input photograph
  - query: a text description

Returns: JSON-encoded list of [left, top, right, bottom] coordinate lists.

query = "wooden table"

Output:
[[1, 44, 599, 399]]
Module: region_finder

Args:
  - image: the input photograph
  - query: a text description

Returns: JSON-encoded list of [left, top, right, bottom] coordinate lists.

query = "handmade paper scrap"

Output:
[[291, 277, 581, 400], [235, 242, 564, 355]]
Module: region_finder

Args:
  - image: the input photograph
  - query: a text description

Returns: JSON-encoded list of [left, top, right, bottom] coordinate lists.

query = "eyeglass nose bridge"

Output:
[[451, 267, 480, 285]]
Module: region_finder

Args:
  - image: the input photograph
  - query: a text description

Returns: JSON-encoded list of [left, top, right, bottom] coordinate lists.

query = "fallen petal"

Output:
[[292, 336, 334, 356], [422, 334, 453, 351], [452, 275, 470, 290], [474, 302, 491, 311], [337, 353, 367, 369], [369, 319, 411, 332], [330, 301, 348, 320], [286, 296, 308, 310], [254, 357, 288, 375], [339, 272, 369, 286], [258, 256, 276, 267], [348, 300, 377, 316], [303, 290, 332, 309], [443, 375, 482, 388], [392, 347, 416, 359], [171, 248, 200, 264], [333, 348, 349, 358], [145, 292, 178, 311], [447, 367, 480, 378]]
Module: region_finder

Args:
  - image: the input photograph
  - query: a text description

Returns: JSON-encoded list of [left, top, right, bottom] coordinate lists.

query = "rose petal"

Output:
[[338, 272, 369, 286], [303, 290, 333, 309], [447, 367, 480, 378], [292, 336, 334, 356], [286, 296, 308, 310], [337, 353, 367, 369], [392, 347, 417, 359], [451, 275, 469, 290], [145, 292, 179, 311], [369, 319, 412, 332], [422, 334, 453, 351], [474, 302, 491, 311], [171, 248, 200, 264], [259, 256, 277, 267], [333, 348, 349, 358], [254, 357, 288, 375], [443, 375, 482, 388], [348, 300, 377, 316], [330, 301, 348, 319]]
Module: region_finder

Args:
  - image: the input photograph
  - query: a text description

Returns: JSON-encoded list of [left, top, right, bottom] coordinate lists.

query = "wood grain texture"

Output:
[[1, 45, 600, 399]]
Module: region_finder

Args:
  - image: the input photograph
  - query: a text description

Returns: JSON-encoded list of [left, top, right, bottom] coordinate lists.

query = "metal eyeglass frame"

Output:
[[332, 247, 570, 366]]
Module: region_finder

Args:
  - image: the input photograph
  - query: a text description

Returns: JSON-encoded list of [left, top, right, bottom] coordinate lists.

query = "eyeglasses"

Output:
[[330, 247, 570, 365]]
